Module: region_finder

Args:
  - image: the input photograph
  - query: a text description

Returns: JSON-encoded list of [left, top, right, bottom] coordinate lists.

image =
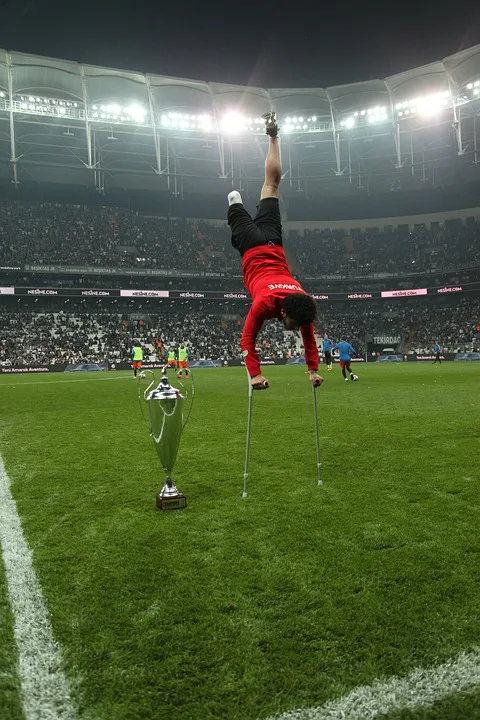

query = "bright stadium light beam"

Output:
[[197, 114, 213, 131], [416, 91, 449, 117], [102, 103, 121, 114], [220, 112, 246, 134], [127, 104, 146, 122]]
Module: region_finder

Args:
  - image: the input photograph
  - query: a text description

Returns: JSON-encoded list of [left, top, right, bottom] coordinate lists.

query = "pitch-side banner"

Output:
[[0, 364, 67, 373], [3, 285, 472, 301], [381, 288, 428, 298]]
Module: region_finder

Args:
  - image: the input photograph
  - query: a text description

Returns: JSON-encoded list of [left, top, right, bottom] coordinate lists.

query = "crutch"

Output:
[[243, 381, 253, 498], [243, 373, 268, 498], [312, 383, 322, 486]]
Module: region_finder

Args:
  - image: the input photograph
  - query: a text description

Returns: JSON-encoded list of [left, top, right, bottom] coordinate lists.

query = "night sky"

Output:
[[1, 0, 480, 88]]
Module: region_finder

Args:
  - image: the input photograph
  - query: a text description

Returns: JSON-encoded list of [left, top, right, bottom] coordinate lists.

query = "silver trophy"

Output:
[[141, 368, 193, 510]]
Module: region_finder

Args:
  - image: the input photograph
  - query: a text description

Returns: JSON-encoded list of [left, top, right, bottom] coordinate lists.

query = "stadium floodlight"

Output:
[[197, 114, 213, 131], [102, 103, 121, 115], [220, 112, 243, 133], [367, 106, 388, 124], [340, 104, 388, 129], [220, 112, 264, 134], [340, 116, 356, 129], [126, 104, 146, 123], [395, 90, 450, 119], [416, 91, 450, 117]]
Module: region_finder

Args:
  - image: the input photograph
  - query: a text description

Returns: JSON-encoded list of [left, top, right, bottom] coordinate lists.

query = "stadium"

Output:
[[0, 37, 479, 720]]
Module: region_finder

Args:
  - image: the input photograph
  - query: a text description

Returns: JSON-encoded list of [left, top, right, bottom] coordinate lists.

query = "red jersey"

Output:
[[241, 245, 319, 378]]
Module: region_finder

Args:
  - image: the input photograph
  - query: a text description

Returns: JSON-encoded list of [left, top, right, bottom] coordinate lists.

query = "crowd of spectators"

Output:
[[316, 297, 480, 354], [0, 309, 297, 367], [1, 199, 478, 366], [0, 201, 235, 273], [294, 224, 480, 277], [1, 200, 479, 279], [1, 297, 478, 367]]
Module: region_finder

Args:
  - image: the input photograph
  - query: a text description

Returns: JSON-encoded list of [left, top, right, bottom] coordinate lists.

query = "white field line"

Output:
[[269, 647, 480, 720], [0, 374, 131, 387], [0, 453, 78, 720]]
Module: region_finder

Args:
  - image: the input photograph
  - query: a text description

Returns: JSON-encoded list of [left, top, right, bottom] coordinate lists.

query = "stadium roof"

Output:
[[0, 45, 480, 199]]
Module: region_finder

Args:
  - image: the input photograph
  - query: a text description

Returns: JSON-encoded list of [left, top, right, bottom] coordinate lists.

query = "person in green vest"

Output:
[[131, 342, 144, 379], [177, 342, 190, 380], [167, 349, 177, 370]]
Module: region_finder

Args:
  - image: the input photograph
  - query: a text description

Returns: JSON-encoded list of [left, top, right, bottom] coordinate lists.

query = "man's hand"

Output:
[[307, 370, 324, 388], [251, 374, 269, 390]]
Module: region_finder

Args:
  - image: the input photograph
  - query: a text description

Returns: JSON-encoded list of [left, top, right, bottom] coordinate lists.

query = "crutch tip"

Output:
[[242, 492, 248, 498]]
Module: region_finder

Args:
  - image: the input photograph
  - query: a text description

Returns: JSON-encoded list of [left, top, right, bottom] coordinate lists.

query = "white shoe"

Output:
[[344, 378, 349, 382], [228, 190, 243, 206]]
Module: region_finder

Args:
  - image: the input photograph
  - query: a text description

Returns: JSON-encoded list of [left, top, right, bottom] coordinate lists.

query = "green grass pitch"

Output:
[[0, 363, 479, 720]]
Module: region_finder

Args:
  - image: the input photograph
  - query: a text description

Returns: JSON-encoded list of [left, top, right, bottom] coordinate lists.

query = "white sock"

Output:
[[228, 190, 243, 206]]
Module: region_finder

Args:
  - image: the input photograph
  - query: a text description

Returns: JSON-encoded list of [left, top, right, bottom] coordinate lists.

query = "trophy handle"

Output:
[[181, 369, 195, 430], [143, 370, 157, 401], [136, 370, 157, 433]]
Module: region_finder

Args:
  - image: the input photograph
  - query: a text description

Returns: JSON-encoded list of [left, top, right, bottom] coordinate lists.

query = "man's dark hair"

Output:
[[281, 293, 317, 326]]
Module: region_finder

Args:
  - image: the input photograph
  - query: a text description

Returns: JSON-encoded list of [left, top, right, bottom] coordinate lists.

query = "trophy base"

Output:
[[156, 479, 187, 510], [156, 493, 187, 510]]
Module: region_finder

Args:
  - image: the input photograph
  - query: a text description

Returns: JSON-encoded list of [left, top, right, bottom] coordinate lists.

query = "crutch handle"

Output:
[[252, 380, 269, 390]]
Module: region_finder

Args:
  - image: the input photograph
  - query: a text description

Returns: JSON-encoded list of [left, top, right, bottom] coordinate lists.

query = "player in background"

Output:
[[167, 348, 177, 370], [322, 333, 334, 371], [227, 111, 323, 391], [332, 338, 358, 382], [177, 342, 190, 380], [433, 343, 442, 364], [132, 342, 143, 379]]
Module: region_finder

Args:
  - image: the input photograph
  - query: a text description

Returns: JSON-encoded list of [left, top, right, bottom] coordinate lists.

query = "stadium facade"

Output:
[[1, 46, 480, 219]]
